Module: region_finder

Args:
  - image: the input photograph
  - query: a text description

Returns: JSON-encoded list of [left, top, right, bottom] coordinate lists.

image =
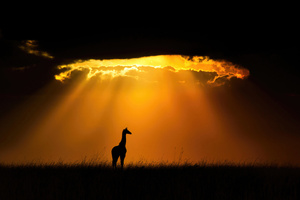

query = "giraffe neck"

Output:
[[119, 133, 126, 147]]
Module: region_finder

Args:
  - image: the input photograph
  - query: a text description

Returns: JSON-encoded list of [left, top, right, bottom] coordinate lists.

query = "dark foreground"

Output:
[[0, 164, 299, 200]]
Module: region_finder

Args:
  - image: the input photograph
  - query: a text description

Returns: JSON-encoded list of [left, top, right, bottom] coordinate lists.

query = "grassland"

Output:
[[0, 162, 299, 199]]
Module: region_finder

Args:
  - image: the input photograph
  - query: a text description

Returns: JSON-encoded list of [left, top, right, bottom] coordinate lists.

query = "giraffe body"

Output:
[[112, 128, 132, 169]]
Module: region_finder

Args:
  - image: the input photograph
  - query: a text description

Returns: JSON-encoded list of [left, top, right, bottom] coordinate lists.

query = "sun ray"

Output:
[[0, 54, 256, 165]]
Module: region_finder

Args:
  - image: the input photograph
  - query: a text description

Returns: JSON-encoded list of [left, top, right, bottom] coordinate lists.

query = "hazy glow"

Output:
[[55, 55, 249, 86], [3, 54, 300, 166]]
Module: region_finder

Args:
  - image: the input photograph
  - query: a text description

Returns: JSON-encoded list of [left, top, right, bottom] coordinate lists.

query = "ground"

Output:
[[0, 163, 299, 199]]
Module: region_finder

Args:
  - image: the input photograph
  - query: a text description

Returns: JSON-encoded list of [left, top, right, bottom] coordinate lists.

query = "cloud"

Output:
[[19, 40, 54, 59], [54, 55, 250, 86]]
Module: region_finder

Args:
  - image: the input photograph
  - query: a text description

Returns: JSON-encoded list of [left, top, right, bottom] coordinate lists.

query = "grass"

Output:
[[0, 161, 299, 199]]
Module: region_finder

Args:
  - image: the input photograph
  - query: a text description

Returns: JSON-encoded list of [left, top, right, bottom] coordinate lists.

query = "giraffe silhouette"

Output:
[[111, 128, 132, 169]]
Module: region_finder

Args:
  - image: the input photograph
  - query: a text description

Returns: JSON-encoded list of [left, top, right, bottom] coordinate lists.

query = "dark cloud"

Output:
[[0, 39, 59, 98], [18, 40, 54, 59]]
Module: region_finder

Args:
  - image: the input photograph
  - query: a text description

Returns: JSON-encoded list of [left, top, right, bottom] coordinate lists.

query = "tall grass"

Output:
[[0, 161, 299, 199]]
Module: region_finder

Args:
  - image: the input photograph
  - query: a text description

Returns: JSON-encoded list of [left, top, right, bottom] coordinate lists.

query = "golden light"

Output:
[[55, 55, 249, 85], [49, 55, 250, 164], [7, 54, 291, 166]]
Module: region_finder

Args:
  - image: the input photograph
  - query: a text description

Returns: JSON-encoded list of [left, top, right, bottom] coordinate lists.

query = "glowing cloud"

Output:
[[55, 55, 249, 86], [19, 40, 54, 59]]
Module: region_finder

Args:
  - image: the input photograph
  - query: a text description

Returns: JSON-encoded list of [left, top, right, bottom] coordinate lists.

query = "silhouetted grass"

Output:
[[0, 162, 299, 199]]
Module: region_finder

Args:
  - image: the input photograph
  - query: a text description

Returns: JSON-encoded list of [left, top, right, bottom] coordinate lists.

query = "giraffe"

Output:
[[111, 128, 132, 169]]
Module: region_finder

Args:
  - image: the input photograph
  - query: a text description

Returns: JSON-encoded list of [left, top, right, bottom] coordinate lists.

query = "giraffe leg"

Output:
[[120, 155, 125, 169], [112, 155, 119, 169], [112, 160, 115, 169]]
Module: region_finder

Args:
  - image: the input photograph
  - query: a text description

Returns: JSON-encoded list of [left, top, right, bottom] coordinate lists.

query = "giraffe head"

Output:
[[123, 127, 132, 135]]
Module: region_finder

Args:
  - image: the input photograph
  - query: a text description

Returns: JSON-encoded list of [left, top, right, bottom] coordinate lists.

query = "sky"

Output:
[[0, 26, 300, 165]]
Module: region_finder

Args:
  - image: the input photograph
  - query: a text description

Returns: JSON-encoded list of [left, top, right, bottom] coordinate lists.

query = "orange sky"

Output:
[[1, 55, 300, 166]]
